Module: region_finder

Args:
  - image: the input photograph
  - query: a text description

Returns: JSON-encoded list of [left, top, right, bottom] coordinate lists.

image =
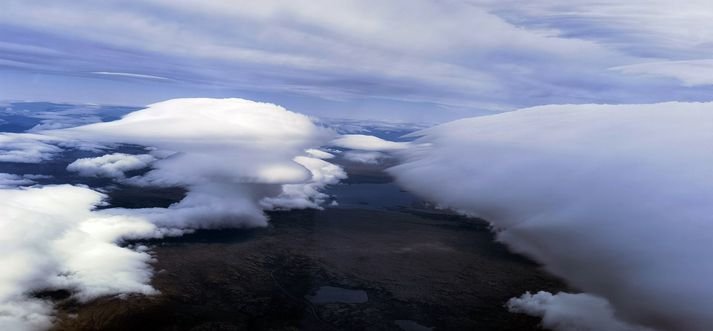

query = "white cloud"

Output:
[[260, 156, 346, 210], [0, 173, 35, 188], [330, 134, 409, 151], [0, 173, 51, 188], [389, 102, 713, 330], [0, 133, 61, 163], [53, 98, 341, 229], [67, 153, 155, 178], [305, 148, 334, 159], [507, 291, 653, 331], [342, 150, 388, 164], [0, 185, 159, 331]]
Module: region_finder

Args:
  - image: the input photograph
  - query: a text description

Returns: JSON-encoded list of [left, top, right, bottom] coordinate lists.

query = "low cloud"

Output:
[[329, 134, 409, 165], [389, 102, 713, 330], [342, 150, 388, 164], [507, 291, 652, 331], [0, 185, 159, 331], [260, 156, 345, 210], [0, 133, 61, 163], [52, 98, 340, 229], [67, 153, 155, 179], [611, 60, 713, 86]]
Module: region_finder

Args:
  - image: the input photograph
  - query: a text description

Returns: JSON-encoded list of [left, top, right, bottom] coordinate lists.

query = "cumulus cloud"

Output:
[[260, 156, 346, 210], [50, 98, 336, 228], [67, 153, 155, 178], [0, 98, 346, 228], [0, 185, 159, 331], [507, 291, 652, 331], [388, 102, 713, 330]]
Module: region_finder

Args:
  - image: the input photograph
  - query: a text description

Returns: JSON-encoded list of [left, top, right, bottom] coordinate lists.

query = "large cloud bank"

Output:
[[388, 102, 713, 331], [67, 153, 155, 179], [0, 98, 346, 330]]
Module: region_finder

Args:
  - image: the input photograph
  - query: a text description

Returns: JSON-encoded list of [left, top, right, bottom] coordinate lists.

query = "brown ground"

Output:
[[49, 206, 564, 331]]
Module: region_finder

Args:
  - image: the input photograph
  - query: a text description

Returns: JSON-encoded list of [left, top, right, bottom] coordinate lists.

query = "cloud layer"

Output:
[[389, 102, 713, 330], [3, 1, 713, 120]]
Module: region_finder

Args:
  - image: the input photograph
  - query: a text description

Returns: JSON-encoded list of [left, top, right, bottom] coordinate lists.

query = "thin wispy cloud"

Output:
[[1, 0, 712, 120], [91, 72, 171, 81]]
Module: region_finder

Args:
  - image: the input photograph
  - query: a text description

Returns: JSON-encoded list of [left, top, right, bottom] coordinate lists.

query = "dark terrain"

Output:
[[47, 159, 566, 331]]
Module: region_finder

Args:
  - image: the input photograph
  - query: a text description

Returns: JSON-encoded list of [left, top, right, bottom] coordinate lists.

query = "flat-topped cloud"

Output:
[[330, 134, 409, 151], [53, 98, 340, 229]]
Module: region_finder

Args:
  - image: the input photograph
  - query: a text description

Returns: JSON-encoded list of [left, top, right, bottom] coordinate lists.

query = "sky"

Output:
[[2, 0, 713, 122]]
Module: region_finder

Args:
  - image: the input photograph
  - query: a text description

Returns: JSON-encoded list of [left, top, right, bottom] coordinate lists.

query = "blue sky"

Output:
[[1, 0, 713, 122]]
